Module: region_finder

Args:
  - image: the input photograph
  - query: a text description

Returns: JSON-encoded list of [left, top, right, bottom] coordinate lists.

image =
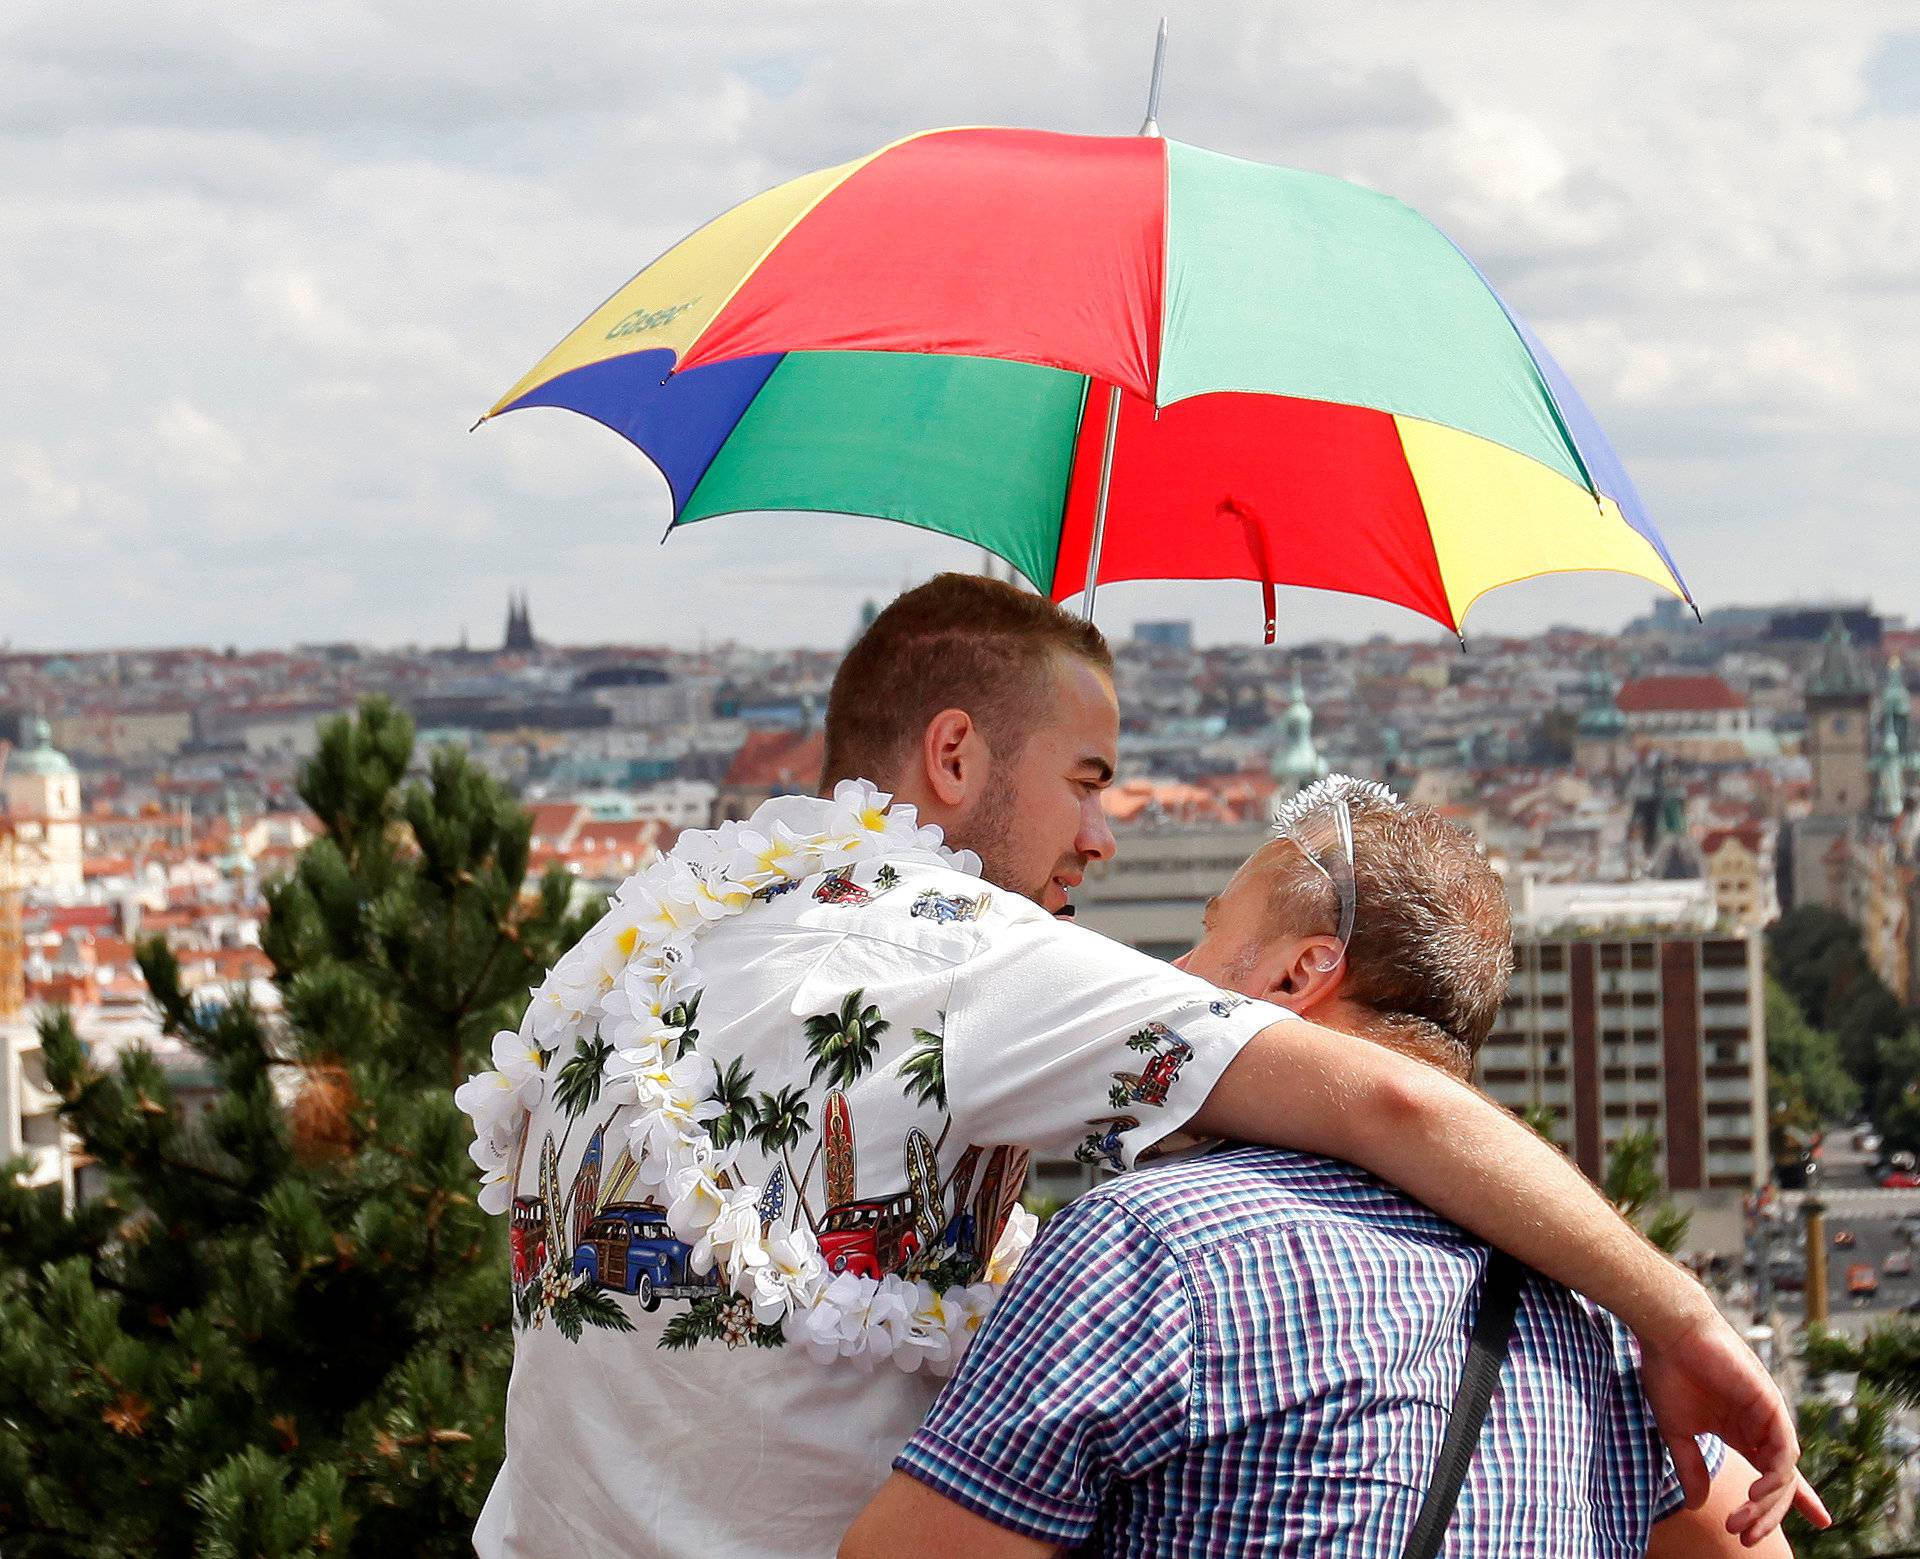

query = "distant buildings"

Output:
[[2, 718, 84, 896], [1132, 620, 1194, 652], [1785, 618, 1920, 999]]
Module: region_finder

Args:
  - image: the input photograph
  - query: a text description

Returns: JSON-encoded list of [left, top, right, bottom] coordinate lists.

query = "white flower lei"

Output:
[[456, 779, 1038, 1376]]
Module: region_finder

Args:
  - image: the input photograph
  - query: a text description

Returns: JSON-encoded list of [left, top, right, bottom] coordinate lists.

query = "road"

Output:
[[1768, 1137, 1920, 1337]]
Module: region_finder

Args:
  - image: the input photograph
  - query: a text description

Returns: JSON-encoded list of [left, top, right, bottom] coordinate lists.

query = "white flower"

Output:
[[825, 778, 896, 845], [719, 1295, 754, 1347], [622, 1050, 721, 1165], [724, 818, 816, 888], [662, 1145, 738, 1249], [937, 1282, 1001, 1372], [453, 1069, 527, 1139], [796, 1271, 921, 1372], [490, 1027, 548, 1095], [476, 1165, 515, 1216], [745, 1228, 826, 1325], [985, 1204, 1039, 1285], [670, 819, 746, 879], [888, 1280, 958, 1375], [695, 1185, 769, 1283], [466, 1127, 514, 1175]]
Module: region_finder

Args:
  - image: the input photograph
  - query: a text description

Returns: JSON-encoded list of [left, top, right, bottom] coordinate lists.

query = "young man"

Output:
[[846, 780, 1796, 1557], [468, 575, 1802, 1558]]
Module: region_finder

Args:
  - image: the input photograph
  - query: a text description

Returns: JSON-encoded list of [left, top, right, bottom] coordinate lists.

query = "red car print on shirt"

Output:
[[817, 1190, 924, 1279], [1108, 1022, 1195, 1109]]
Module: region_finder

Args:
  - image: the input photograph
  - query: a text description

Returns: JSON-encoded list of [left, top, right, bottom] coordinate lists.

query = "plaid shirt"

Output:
[[898, 1146, 1716, 1557]]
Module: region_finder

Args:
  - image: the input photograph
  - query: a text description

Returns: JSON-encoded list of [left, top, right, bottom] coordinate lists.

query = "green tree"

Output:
[[1766, 978, 1861, 1132], [1781, 1386, 1904, 1558], [1601, 1128, 1690, 1256], [0, 698, 583, 1555], [1868, 1025, 1920, 1157], [1769, 906, 1903, 1098], [1806, 1319, 1920, 1413]]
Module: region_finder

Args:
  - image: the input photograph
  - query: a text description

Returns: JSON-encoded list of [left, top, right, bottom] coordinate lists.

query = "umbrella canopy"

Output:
[[484, 126, 1689, 636]]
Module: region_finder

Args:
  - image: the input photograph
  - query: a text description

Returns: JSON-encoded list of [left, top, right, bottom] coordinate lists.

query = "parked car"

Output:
[[1856, 1129, 1883, 1155], [1771, 1266, 1807, 1293], [1848, 1263, 1879, 1297], [1881, 1170, 1920, 1189], [1884, 1250, 1912, 1277], [1834, 1229, 1857, 1248]]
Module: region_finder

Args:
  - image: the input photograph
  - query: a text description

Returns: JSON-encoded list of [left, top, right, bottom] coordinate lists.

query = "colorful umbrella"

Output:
[[482, 125, 1690, 641]]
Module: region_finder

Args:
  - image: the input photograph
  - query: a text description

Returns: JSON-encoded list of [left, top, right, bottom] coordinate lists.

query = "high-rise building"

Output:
[[1478, 926, 1767, 1250]]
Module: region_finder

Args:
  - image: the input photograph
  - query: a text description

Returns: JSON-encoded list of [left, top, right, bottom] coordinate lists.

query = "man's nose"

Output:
[[1078, 797, 1116, 862]]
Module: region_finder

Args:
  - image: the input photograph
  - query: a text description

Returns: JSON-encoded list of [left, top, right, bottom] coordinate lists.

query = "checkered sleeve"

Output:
[[1595, 1308, 1727, 1524], [894, 1191, 1194, 1543]]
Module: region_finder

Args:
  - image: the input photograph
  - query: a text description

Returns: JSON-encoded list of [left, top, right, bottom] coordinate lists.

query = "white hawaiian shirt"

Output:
[[472, 791, 1289, 1559]]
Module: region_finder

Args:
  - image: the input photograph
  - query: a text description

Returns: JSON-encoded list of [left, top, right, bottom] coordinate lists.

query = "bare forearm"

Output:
[[1190, 1020, 1709, 1344]]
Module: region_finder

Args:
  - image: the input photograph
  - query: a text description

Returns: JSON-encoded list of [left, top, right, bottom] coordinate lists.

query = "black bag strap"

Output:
[[1398, 1250, 1527, 1559]]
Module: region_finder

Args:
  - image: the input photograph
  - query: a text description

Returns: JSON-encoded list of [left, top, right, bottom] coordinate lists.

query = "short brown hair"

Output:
[[822, 573, 1113, 787], [1267, 790, 1511, 1077]]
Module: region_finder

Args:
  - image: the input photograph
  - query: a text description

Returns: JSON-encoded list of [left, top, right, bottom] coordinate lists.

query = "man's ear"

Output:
[[922, 708, 981, 808], [1260, 937, 1347, 1014]]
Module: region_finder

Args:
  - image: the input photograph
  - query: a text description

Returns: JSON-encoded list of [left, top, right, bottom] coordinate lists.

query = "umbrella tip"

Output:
[[1139, 18, 1168, 137], [468, 415, 485, 433], [1456, 632, 1468, 654], [1688, 598, 1703, 624]]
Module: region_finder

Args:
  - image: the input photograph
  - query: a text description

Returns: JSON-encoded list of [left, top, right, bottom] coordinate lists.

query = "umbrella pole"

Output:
[[1078, 382, 1123, 623], [1079, 19, 1168, 624]]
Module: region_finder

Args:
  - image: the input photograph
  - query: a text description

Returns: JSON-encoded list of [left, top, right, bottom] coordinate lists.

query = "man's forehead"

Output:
[[1044, 653, 1118, 753]]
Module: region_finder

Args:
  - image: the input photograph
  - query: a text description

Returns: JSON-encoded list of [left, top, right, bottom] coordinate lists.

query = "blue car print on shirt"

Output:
[[571, 1202, 720, 1312]]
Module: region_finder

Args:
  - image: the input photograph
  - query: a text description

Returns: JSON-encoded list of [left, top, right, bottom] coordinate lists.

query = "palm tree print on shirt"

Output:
[[805, 989, 890, 1091], [751, 1085, 816, 1234]]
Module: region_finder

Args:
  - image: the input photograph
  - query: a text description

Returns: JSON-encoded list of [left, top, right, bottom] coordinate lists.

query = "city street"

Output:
[[1771, 1137, 1920, 1337]]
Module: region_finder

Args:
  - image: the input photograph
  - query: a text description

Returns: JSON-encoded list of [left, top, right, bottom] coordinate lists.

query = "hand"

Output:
[[1637, 1310, 1830, 1545]]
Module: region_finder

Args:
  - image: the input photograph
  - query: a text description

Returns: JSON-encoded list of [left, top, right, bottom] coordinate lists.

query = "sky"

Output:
[[2, 2, 1915, 653]]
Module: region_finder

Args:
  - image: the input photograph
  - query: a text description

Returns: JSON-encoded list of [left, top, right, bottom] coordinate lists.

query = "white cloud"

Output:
[[0, 0, 1914, 650]]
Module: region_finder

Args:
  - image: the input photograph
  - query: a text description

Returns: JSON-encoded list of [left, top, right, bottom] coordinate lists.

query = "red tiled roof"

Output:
[[724, 728, 826, 790], [41, 905, 115, 933], [1615, 675, 1745, 713], [527, 802, 589, 847], [1702, 825, 1765, 855]]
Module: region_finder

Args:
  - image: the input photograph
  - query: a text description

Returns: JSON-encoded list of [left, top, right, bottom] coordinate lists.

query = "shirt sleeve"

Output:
[[895, 1192, 1193, 1544], [942, 906, 1292, 1167], [1596, 1308, 1726, 1523]]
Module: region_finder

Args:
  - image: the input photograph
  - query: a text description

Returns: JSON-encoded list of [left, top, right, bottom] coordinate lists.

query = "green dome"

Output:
[[1576, 665, 1626, 737], [9, 717, 73, 777], [1270, 672, 1327, 786]]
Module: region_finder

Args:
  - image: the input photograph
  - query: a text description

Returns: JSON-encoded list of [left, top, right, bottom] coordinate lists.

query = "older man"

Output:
[[467, 576, 1802, 1558], [846, 780, 1797, 1557]]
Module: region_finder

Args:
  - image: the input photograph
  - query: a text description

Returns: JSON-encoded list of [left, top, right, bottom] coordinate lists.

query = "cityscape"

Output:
[[5, 583, 1915, 1245]]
